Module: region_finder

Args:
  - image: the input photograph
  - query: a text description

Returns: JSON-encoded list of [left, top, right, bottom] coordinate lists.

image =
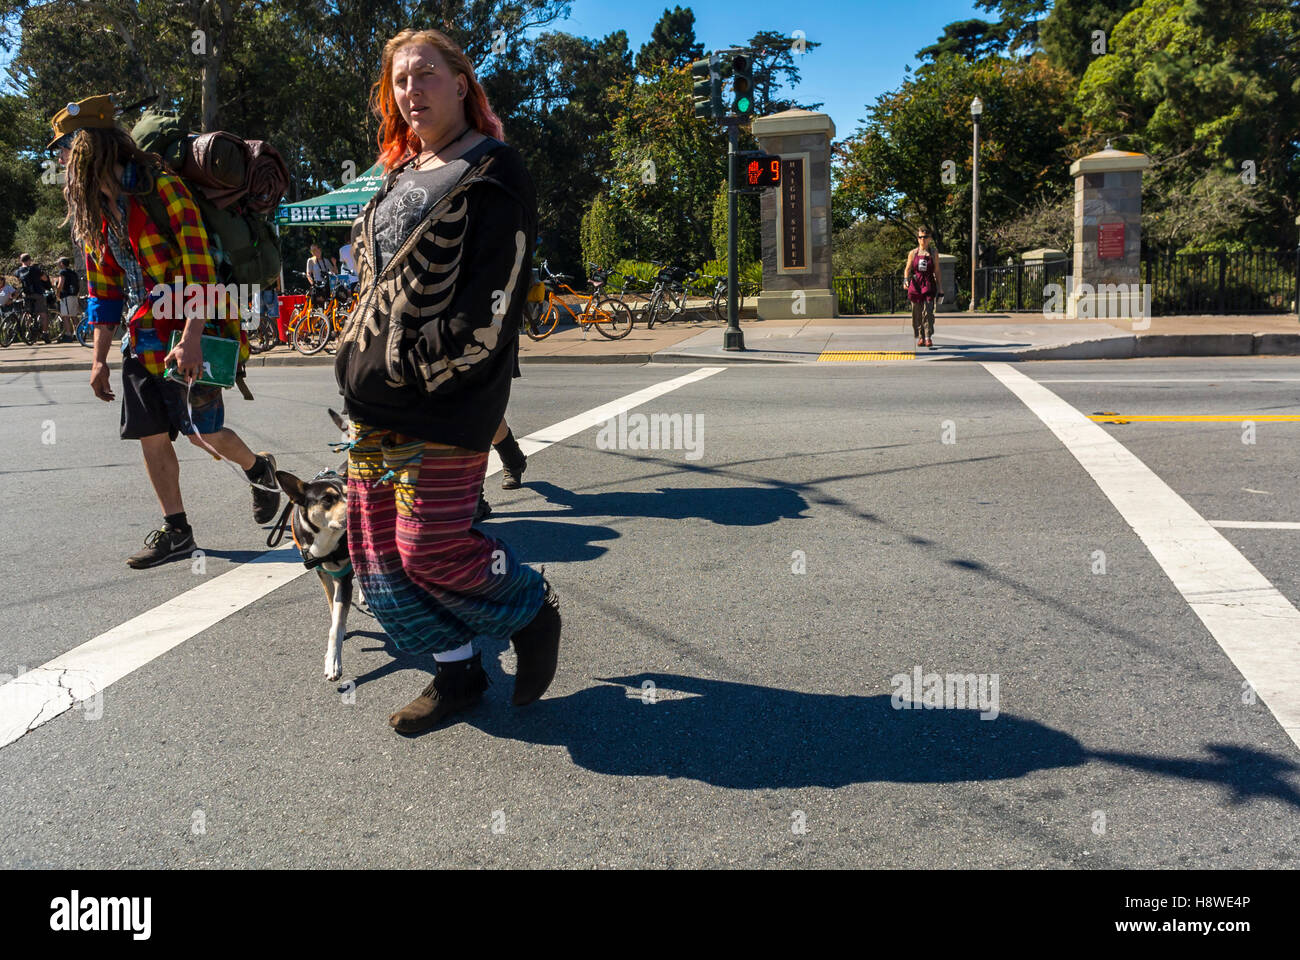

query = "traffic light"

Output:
[[731, 53, 753, 117], [691, 55, 721, 119]]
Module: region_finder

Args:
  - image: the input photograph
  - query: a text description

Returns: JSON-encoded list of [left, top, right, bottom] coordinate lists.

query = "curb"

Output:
[[5, 333, 1299, 374]]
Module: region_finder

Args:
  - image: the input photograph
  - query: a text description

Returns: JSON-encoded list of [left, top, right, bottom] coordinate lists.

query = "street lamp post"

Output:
[[970, 96, 982, 311]]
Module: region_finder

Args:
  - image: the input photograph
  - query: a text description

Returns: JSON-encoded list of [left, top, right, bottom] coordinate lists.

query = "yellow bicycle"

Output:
[[523, 261, 634, 341]]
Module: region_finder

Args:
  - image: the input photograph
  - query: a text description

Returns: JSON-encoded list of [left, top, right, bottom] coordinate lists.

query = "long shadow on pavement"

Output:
[[464, 673, 1300, 804], [504, 480, 809, 526], [467, 672, 1086, 789]]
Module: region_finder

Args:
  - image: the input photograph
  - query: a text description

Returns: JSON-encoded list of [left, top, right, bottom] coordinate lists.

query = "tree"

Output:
[[634, 5, 702, 75], [1039, 0, 1141, 77], [1075, 0, 1300, 239], [835, 54, 1075, 263], [918, 20, 1012, 62], [602, 64, 727, 264], [746, 30, 823, 115]]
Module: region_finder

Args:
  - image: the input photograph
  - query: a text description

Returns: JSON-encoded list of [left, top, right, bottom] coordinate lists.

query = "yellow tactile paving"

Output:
[[817, 350, 916, 362]]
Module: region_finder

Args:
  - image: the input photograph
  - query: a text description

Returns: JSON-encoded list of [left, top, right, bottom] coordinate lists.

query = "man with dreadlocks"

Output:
[[50, 96, 282, 568]]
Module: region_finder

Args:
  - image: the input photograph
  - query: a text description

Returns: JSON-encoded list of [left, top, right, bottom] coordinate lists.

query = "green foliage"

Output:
[[634, 5, 703, 75], [10, 187, 77, 268], [834, 53, 1075, 262], [710, 180, 760, 263], [1075, 0, 1300, 239], [602, 65, 730, 265], [832, 217, 916, 276], [918, 20, 1013, 62], [580, 195, 627, 270], [1039, 0, 1142, 77]]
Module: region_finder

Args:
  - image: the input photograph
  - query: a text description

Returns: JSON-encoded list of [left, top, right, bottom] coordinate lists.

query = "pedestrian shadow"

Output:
[[475, 518, 619, 564], [196, 548, 267, 564], [346, 629, 426, 690], [507, 480, 809, 526], [468, 672, 1087, 789], [466, 673, 1300, 804]]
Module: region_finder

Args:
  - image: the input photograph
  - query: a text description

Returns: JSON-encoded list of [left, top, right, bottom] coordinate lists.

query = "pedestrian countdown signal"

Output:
[[745, 156, 781, 188]]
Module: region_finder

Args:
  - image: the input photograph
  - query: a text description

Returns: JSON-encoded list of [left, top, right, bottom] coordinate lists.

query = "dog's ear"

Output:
[[328, 408, 348, 433], [275, 470, 308, 506]]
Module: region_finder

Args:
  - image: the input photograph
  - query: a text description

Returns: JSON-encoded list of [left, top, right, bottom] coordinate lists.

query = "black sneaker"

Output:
[[510, 581, 561, 705], [388, 653, 490, 734], [249, 452, 282, 524], [126, 523, 196, 569]]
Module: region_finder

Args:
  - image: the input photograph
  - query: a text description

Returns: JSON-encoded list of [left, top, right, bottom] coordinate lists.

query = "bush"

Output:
[[710, 180, 761, 263], [579, 196, 626, 272]]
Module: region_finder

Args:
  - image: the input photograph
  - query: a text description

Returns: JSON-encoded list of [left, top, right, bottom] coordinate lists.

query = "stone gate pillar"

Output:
[[1068, 146, 1150, 319], [752, 109, 837, 319]]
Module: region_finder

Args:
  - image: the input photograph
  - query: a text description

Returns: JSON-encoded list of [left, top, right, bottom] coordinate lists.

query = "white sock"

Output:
[[433, 642, 475, 663]]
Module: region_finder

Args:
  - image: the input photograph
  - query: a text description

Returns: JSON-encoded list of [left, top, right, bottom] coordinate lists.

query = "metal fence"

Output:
[[832, 274, 909, 315], [973, 258, 1071, 312], [967, 247, 1299, 316], [1142, 248, 1298, 315]]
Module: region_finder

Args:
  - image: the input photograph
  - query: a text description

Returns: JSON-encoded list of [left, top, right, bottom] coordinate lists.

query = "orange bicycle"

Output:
[[292, 276, 356, 355], [523, 261, 634, 341]]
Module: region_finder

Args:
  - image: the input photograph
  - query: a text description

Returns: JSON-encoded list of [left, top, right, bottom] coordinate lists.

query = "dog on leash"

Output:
[[271, 409, 354, 682]]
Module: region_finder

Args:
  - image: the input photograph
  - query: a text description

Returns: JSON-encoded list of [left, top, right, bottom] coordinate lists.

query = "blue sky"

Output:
[[560, 0, 990, 137]]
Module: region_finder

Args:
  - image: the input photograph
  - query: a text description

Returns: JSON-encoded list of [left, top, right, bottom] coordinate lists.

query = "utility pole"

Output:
[[969, 96, 983, 310], [725, 123, 743, 351]]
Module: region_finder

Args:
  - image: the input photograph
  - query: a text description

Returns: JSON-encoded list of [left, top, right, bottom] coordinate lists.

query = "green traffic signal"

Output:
[[731, 54, 753, 116]]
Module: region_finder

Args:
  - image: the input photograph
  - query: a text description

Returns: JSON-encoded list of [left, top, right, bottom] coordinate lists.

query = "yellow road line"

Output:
[[817, 350, 915, 362], [1088, 414, 1300, 423]]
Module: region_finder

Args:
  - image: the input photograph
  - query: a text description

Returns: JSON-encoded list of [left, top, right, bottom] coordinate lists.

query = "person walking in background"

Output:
[[54, 255, 81, 340], [335, 27, 560, 735], [904, 228, 941, 349], [51, 95, 281, 568]]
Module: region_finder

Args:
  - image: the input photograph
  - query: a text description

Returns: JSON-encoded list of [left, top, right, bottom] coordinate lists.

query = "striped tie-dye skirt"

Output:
[[346, 421, 545, 656]]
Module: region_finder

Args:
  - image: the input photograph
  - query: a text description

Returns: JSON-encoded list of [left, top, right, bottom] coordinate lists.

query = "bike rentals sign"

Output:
[[274, 163, 388, 227]]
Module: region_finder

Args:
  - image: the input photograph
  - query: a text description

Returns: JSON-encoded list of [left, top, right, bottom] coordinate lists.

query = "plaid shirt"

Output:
[[85, 170, 247, 376]]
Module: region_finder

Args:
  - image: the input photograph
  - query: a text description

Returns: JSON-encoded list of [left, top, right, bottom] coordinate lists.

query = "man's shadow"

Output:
[[463, 674, 1300, 804], [506, 480, 809, 526]]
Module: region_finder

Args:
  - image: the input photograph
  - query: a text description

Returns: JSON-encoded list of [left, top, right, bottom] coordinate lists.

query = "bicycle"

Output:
[[0, 302, 17, 348], [641, 264, 704, 329], [700, 273, 754, 323], [522, 261, 633, 340], [291, 277, 354, 355], [590, 264, 656, 328]]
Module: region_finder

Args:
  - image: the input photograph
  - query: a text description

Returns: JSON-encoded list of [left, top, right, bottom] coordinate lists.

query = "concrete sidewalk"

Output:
[[2, 312, 1297, 372]]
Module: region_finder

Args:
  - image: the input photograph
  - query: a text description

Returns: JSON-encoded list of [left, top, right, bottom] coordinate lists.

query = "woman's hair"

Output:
[[371, 28, 504, 171], [915, 227, 936, 252], [62, 127, 161, 261]]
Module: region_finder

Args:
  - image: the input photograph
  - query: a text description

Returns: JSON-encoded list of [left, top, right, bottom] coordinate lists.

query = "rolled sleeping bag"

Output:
[[243, 140, 289, 215], [182, 131, 251, 209]]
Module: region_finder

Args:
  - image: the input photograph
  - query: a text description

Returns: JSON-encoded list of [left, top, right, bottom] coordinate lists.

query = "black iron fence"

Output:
[[833, 274, 909, 315], [966, 247, 1299, 316], [1143, 247, 1298, 315], [973, 258, 1071, 312]]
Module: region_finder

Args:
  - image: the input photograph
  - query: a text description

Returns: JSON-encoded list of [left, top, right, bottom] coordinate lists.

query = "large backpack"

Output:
[[131, 108, 283, 289]]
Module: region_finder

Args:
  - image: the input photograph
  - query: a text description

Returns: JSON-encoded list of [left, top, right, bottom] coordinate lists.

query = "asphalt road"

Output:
[[1, 357, 1298, 868]]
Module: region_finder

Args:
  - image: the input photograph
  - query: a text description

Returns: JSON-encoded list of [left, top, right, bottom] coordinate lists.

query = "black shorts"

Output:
[[120, 354, 225, 441]]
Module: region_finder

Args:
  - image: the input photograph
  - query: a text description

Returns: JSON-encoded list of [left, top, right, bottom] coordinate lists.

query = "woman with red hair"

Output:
[[334, 28, 559, 735]]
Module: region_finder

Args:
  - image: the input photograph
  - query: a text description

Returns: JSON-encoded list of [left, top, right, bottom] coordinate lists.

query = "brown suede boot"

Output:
[[388, 653, 489, 734], [511, 582, 561, 705]]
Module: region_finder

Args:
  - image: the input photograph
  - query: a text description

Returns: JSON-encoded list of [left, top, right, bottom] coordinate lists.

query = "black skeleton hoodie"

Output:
[[335, 141, 536, 451]]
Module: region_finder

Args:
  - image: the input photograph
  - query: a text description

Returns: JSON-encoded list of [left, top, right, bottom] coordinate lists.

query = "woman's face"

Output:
[[391, 42, 467, 148]]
